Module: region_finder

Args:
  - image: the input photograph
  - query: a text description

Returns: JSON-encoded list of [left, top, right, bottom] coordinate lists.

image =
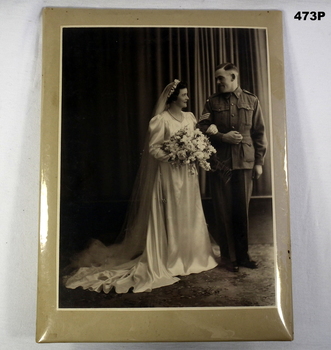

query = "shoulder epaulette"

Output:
[[243, 89, 257, 97]]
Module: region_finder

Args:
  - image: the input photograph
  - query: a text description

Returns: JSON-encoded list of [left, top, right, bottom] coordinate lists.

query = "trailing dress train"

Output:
[[64, 111, 218, 294]]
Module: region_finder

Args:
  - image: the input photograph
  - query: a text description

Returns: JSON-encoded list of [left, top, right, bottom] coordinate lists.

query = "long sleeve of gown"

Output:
[[148, 115, 170, 162]]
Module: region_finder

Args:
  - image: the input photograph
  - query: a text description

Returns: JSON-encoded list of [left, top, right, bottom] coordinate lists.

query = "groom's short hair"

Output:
[[215, 63, 239, 73]]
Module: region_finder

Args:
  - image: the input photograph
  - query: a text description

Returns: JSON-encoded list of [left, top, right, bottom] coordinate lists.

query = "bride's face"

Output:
[[174, 88, 189, 109]]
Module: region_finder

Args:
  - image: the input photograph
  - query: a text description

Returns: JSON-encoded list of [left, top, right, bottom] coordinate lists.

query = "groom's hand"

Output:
[[252, 165, 263, 179], [206, 124, 218, 135], [222, 131, 243, 144]]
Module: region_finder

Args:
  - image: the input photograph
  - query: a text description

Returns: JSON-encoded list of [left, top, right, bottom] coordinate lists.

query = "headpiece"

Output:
[[153, 79, 181, 116], [167, 79, 180, 98]]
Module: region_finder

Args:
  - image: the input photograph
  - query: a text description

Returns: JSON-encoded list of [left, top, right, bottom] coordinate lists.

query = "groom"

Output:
[[198, 63, 268, 272]]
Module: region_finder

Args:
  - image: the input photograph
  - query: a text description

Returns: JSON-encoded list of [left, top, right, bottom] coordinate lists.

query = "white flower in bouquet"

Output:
[[161, 126, 216, 175]]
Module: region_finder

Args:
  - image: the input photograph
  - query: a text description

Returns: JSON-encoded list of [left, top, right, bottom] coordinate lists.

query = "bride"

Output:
[[64, 80, 218, 294]]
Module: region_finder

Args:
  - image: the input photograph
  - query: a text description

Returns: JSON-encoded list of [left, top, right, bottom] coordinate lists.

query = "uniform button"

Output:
[[231, 103, 234, 106], [231, 126, 235, 129], [231, 114, 235, 117]]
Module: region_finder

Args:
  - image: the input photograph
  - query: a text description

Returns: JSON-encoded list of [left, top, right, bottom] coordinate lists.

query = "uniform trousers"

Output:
[[210, 169, 253, 263]]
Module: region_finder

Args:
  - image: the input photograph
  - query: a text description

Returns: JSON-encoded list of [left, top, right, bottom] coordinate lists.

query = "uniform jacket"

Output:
[[198, 87, 267, 170]]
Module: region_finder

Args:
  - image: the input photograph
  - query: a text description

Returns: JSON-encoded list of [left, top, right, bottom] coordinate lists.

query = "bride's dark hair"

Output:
[[166, 81, 187, 104]]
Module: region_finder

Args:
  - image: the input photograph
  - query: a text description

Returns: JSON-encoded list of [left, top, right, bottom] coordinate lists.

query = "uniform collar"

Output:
[[233, 86, 242, 98], [222, 86, 242, 99]]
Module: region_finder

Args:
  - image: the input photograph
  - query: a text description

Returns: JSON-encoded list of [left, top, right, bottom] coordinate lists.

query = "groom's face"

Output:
[[215, 68, 237, 93]]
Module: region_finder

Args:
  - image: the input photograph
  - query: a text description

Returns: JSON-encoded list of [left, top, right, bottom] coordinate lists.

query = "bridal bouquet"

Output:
[[161, 126, 216, 175]]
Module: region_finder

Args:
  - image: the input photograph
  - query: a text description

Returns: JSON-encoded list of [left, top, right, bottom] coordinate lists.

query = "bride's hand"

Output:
[[206, 124, 218, 135]]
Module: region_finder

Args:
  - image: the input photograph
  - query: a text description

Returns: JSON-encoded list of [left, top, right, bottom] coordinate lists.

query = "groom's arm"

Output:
[[197, 99, 224, 146]]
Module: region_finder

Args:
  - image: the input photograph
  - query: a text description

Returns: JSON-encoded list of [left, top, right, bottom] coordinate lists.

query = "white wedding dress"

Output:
[[64, 111, 218, 294]]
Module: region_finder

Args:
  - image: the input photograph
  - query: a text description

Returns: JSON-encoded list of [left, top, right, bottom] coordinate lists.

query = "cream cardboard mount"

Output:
[[37, 8, 292, 343]]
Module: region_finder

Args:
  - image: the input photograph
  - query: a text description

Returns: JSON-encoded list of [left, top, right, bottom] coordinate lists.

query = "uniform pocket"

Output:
[[241, 141, 255, 162], [238, 103, 254, 126], [212, 105, 229, 130]]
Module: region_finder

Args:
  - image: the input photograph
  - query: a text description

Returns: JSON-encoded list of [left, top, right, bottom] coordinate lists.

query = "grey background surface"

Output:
[[1, 0, 330, 349]]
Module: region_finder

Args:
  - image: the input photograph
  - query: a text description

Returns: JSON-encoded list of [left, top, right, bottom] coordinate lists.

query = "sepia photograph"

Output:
[[59, 26, 274, 309], [36, 8, 292, 342]]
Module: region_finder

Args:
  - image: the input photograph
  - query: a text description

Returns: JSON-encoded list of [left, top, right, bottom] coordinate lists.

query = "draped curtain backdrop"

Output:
[[61, 27, 271, 243]]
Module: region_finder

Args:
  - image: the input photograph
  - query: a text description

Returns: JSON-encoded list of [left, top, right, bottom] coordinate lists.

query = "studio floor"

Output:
[[59, 243, 274, 308], [59, 198, 275, 308]]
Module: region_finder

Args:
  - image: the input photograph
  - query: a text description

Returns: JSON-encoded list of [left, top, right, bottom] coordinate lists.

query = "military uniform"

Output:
[[198, 87, 267, 264]]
